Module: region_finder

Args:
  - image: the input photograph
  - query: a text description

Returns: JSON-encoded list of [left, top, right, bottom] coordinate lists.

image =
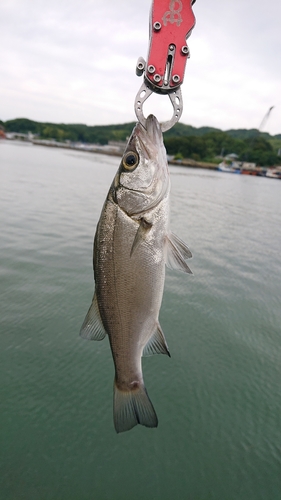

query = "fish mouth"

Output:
[[134, 134, 151, 164], [146, 114, 162, 141], [121, 114, 163, 168], [135, 114, 163, 146]]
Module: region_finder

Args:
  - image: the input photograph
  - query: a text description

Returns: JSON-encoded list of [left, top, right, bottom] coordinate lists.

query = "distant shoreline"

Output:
[[3, 138, 281, 178], [3, 118, 281, 169], [31, 139, 218, 171]]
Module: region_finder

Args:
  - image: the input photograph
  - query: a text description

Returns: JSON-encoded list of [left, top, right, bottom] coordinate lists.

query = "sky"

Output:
[[1, 0, 280, 135]]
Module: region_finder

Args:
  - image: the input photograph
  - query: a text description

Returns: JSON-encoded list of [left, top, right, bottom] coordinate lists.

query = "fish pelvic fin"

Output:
[[113, 381, 158, 433], [165, 232, 193, 274], [142, 323, 171, 357], [79, 292, 107, 340]]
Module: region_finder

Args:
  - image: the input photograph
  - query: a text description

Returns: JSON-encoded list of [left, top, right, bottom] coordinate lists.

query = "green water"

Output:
[[1, 140, 281, 499]]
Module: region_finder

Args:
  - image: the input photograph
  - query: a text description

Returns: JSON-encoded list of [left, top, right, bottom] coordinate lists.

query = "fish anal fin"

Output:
[[165, 232, 193, 274], [114, 381, 158, 433], [79, 292, 107, 340], [143, 323, 170, 357], [130, 218, 152, 257]]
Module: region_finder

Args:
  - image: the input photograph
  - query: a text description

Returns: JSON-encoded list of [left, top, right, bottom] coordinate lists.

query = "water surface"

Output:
[[1, 140, 281, 499]]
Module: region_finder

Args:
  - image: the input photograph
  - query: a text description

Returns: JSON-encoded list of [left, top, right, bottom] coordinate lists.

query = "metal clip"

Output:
[[134, 80, 183, 132]]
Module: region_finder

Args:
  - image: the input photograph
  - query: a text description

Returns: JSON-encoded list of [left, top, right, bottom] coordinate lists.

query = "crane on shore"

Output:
[[258, 106, 274, 132]]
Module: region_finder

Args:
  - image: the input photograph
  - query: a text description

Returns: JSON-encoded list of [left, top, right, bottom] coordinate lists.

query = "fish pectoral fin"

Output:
[[165, 232, 193, 274], [142, 323, 171, 357], [130, 218, 153, 257], [79, 292, 107, 340], [114, 381, 158, 433]]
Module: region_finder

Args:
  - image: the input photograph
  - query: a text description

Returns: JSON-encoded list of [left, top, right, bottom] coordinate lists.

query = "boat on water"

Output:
[[266, 167, 281, 179], [218, 160, 241, 174], [219, 158, 269, 177], [241, 168, 258, 176]]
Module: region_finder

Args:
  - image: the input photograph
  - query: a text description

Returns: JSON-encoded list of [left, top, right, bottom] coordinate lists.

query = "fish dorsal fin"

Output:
[[130, 218, 152, 257], [165, 232, 193, 274], [79, 292, 107, 340], [143, 323, 170, 357]]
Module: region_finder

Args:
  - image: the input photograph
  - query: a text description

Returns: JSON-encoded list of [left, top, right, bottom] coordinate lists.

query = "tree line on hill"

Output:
[[1, 117, 281, 166], [164, 132, 279, 165]]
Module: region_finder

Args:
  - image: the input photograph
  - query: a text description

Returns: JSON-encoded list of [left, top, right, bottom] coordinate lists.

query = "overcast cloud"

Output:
[[1, 0, 280, 134]]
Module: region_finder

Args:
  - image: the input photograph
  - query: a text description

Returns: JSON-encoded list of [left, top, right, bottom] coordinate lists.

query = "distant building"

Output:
[[5, 131, 35, 141], [108, 140, 127, 154]]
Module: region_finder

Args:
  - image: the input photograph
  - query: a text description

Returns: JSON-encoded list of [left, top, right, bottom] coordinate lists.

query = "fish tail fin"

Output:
[[113, 381, 158, 433]]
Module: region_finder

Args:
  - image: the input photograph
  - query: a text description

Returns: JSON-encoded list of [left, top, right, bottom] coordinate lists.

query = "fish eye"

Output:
[[122, 151, 139, 170]]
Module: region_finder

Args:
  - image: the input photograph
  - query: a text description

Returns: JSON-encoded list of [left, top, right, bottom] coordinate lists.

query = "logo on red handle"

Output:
[[162, 1, 183, 27]]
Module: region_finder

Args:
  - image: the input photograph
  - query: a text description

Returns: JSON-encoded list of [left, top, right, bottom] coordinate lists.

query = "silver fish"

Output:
[[80, 114, 192, 433]]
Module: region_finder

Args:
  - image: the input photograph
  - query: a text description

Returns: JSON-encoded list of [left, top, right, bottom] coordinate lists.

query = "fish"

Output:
[[80, 114, 192, 433]]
